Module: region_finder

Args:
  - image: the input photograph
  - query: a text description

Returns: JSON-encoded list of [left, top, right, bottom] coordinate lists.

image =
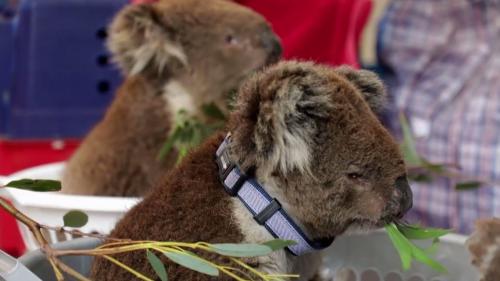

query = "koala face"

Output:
[[228, 61, 412, 240], [108, 0, 281, 101]]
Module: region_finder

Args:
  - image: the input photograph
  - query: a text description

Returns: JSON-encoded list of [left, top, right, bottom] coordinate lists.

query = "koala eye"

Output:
[[225, 34, 239, 45], [347, 172, 363, 180]]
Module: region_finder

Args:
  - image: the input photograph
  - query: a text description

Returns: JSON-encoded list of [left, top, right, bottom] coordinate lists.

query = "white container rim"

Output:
[[2, 162, 141, 212]]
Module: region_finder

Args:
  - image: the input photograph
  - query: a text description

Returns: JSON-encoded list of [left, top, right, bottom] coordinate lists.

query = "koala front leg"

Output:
[[467, 218, 500, 281]]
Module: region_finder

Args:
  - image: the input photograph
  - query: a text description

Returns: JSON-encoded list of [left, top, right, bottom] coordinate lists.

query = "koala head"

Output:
[[108, 0, 281, 101], [228, 61, 412, 239]]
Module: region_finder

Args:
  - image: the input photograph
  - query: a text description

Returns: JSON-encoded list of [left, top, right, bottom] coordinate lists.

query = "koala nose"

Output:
[[394, 176, 413, 218], [261, 33, 282, 63]]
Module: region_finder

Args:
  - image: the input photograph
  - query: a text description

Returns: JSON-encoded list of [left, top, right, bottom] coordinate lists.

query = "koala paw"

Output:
[[467, 218, 500, 281]]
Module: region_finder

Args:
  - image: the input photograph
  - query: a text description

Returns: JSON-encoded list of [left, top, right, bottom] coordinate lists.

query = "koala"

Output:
[[467, 218, 500, 281], [90, 61, 412, 281], [62, 0, 281, 197]]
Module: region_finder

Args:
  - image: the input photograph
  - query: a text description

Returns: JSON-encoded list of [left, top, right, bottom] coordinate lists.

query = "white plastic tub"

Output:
[[1, 164, 480, 281], [323, 231, 480, 281], [14, 233, 480, 281], [0, 163, 140, 250]]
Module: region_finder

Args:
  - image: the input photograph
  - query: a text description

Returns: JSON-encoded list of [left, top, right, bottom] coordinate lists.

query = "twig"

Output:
[[53, 258, 92, 281], [407, 165, 500, 187], [0, 190, 295, 281], [41, 225, 127, 243], [0, 196, 65, 281]]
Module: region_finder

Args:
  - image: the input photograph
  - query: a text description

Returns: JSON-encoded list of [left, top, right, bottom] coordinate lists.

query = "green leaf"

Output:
[[163, 251, 218, 277], [201, 103, 226, 121], [209, 243, 273, 257], [455, 181, 482, 191], [262, 239, 297, 251], [385, 223, 448, 273], [386, 223, 413, 270], [147, 250, 168, 281], [397, 224, 450, 240], [425, 238, 441, 255], [421, 160, 445, 173], [158, 128, 181, 160], [412, 244, 447, 273], [63, 210, 88, 228], [408, 173, 433, 183], [5, 179, 61, 192], [176, 146, 189, 165], [399, 113, 422, 166]]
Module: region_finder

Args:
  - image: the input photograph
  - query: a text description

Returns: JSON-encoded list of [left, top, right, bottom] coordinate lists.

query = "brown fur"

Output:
[[62, 77, 177, 196], [91, 61, 411, 280], [229, 61, 410, 237], [467, 218, 500, 281], [62, 0, 281, 196]]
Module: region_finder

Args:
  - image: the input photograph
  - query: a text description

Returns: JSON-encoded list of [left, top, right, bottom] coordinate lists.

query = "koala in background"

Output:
[[62, 0, 281, 197], [91, 61, 413, 281], [468, 218, 500, 281]]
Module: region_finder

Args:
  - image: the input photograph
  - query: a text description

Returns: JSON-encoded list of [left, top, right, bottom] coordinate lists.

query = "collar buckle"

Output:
[[216, 142, 248, 196]]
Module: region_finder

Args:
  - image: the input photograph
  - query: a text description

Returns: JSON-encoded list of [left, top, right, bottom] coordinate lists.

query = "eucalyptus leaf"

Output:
[[386, 223, 413, 270], [163, 251, 218, 277], [425, 238, 441, 255], [5, 179, 61, 192], [262, 239, 297, 251], [397, 224, 450, 240], [159, 107, 225, 164], [209, 243, 273, 257], [421, 160, 445, 173], [201, 103, 226, 121], [408, 173, 433, 183], [455, 181, 482, 191], [412, 244, 447, 273], [147, 250, 168, 281], [399, 113, 422, 166], [63, 210, 88, 228], [385, 223, 448, 273]]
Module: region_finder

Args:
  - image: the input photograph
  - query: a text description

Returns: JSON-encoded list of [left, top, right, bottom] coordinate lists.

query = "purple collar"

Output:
[[215, 134, 334, 256]]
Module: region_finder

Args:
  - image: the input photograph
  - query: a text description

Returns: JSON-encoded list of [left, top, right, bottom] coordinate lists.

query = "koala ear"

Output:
[[230, 63, 333, 175], [107, 3, 188, 77], [335, 66, 387, 114]]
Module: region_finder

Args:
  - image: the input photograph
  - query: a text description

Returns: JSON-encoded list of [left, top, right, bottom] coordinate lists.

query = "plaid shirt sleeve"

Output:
[[379, 0, 500, 234]]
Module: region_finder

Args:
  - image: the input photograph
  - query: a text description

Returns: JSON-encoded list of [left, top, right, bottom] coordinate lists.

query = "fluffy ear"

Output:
[[335, 66, 387, 114], [107, 3, 188, 77], [229, 62, 333, 175]]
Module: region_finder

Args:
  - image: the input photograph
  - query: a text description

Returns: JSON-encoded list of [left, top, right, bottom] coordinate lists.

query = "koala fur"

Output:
[[467, 218, 500, 281], [90, 61, 412, 280], [62, 0, 281, 197]]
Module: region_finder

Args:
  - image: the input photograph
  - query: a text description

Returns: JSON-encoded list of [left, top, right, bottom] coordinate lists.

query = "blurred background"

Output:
[[0, 0, 498, 261]]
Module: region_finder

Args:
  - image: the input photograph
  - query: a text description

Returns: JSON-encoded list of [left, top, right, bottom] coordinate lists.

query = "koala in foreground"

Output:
[[467, 218, 500, 281], [91, 61, 413, 281], [62, 0, 281, 197]]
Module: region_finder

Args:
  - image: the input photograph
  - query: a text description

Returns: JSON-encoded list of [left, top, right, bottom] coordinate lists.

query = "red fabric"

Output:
[[0, 139, 79, 175], [0, 199, 26, 257], [0, 139, 79, 257], [236, 0, 372, 68]]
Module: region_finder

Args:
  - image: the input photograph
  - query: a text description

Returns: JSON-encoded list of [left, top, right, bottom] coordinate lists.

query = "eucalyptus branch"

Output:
[[0, 196, 68, 281], [407, 164, 500, 188], [0, 187, 297, 281], [40, 225, 127, 242]]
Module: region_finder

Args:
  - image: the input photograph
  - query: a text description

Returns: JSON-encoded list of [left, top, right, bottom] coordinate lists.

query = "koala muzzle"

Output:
[[261, 32, 282, 63], [394, 176, 413, 218]]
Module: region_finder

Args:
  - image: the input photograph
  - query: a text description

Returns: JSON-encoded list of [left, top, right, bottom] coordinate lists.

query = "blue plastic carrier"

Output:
[[0, 0, 128, 138]]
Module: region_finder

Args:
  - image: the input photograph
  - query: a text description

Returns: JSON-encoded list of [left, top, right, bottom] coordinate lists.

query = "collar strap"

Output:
[[215, 135, 334, 256]]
